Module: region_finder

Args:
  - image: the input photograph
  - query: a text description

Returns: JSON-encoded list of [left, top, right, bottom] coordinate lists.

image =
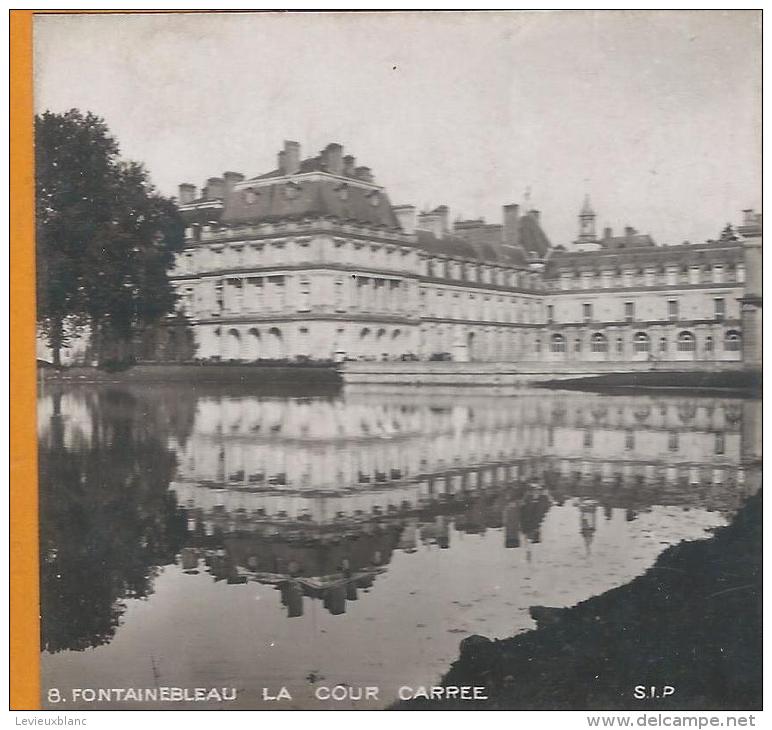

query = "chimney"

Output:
[[206, 177, 225, 199], [324, 143, 344, 175], [178, 183, 196, 205], [355, 166, 373, 183], [223, 171, 244, 194], [283, 140, 301, 175], [393, 205, 417, 234], [604, 227, 613, 240], [416, 208, 447, 238], [503, 204, 520, 247], [343, 155, 356, 177], [624, 226, 636, 238], [435, 205, 449, 234]]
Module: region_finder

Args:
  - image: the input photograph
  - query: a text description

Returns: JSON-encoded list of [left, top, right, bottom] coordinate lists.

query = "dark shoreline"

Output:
[[393, 489, 762, 711], [39, 362, 343, 389], [536, 369, 762, 398], [40, 364, 761, 398]]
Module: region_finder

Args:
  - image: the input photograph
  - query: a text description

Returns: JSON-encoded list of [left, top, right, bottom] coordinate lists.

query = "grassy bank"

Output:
[[537, 369, 761, 398], [394, 490, 762, 711], [39, 362, 342, 389]]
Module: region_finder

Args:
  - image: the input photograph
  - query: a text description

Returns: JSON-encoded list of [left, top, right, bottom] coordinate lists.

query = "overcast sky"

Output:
[[34, 10, 760, 247]]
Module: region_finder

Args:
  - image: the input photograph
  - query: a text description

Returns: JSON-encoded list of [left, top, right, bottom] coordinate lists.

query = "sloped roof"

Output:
[[416, 229, 528, 266], [545, 239, 744, 276], [452, 215, 551, 262], [221, 178, 400, 228], [601, 233, 656, 249], [519, 214, 551, 258]]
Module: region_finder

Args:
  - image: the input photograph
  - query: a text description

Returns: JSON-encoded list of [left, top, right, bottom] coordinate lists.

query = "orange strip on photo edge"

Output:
[[10, 9, 41, 711]]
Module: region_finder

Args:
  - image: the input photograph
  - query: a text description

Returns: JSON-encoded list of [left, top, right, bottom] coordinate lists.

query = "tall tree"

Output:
[[35, 109, 185, 365]]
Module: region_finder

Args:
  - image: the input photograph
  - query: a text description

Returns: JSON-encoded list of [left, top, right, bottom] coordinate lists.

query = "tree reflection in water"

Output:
[[38, 388, 188, 653]]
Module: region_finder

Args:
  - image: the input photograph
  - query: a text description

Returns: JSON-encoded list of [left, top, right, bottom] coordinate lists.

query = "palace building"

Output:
[[166, 140, 761, 366]]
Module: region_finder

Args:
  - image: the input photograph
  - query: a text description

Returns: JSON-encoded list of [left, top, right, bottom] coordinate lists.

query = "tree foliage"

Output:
[[35, 109, 185, 364]]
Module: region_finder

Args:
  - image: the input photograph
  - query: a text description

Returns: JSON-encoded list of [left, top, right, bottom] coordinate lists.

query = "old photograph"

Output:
[[29, 10, 761, 713]]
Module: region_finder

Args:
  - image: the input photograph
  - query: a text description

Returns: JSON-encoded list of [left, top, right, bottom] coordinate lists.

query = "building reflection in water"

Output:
[[103, 386, 759, 620]]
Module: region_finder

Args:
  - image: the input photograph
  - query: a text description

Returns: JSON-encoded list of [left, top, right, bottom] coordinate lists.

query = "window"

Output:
[[270, 275, 287, 309], [298, 278, 311, 311], [714, 433, 725, 455], [334, 278, 344, 311], [633, 332, 650, 352], [659, 337, 668, 354], [535, 338, 541, 354], [724, 331, 742, 352], [668, 299, 679, 322], [547, 305, 554, 324], [583, 430, 593, 448], [714, 298, 725, 321], [550, 334, 566, 353], [582, 303, 593, 322], [250, 277, 264, 311], [625, 430, 635, 451], [705, 336, 714, 353], [575, 338, 582, 353], [624, 301, 634, 322], [677, 331, 696, 352], [668, 432, 680, 452], [591, 333, 607, 352], [616, 337, 624, 354], [215, 281, 224, 313]]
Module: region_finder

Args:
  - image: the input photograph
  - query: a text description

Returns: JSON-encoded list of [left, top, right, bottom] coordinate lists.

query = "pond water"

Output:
[[38, 383, 761, 710]]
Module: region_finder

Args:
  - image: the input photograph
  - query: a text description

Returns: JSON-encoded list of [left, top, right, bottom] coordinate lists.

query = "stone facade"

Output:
[[166, 140, 761, 365]]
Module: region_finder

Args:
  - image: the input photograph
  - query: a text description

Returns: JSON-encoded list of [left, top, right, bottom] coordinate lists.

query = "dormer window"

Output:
[[335, 183, 349, 201], [285, 181, 301, 200], [243, 188, 258, 205], [367, 190, 380, 207]]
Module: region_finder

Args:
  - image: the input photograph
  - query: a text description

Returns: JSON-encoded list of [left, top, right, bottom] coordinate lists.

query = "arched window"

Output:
[[677, 331, 696, 352], [724, 330, 742, 352], [550, 334, 566, 353], [591, 333, 607, 353], [633, 332, 650, 352], [226, 329, 241, 361]]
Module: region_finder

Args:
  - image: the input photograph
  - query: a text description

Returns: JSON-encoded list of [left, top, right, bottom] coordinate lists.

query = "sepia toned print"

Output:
[[31, 10, 760, 712]]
